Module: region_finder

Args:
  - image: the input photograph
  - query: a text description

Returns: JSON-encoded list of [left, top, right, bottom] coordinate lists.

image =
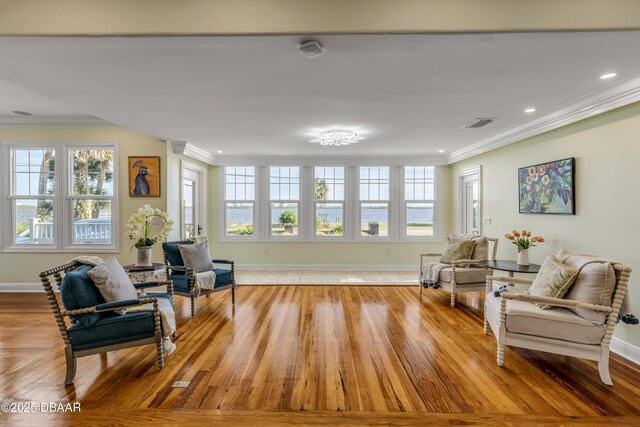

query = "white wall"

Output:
[[451, 102, 640, 347]]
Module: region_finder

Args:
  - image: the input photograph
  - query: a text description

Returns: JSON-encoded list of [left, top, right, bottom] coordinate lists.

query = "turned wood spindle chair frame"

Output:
[[40, 261, 174, 385], [419, 236, 499, 307], [483, 263, 632, 385], [163, 239, 236, 317]]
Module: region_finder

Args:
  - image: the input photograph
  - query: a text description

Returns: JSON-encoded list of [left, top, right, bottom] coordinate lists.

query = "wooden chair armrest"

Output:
[[62, 298, 154, 317], [486, 275, 535, 285], [501, 292, 613, 313]]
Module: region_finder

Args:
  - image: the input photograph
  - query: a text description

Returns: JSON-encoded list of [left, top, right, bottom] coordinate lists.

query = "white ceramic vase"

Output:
[[135, 246, 153, 267], [517, 248, 530, 266]]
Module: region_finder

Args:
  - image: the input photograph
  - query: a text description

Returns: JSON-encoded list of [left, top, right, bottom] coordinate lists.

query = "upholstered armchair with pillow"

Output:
[[484, 250, 632, 385], [162, 239, 235, 317], [420, 234, 499, 307], [40, 259, 175, 385]]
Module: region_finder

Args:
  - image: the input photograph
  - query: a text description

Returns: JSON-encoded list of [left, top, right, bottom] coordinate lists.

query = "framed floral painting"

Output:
[[518, 158, 575, 214]]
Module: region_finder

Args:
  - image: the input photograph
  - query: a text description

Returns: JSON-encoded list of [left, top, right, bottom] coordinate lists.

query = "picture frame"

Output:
[[518, 157, 575, 215], [128, 156, 161, 197]]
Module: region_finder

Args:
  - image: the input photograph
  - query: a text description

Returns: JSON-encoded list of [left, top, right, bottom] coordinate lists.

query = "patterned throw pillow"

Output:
[[528, 255, 579, 309], [440, 240, 476, 266], [178, 241, 214, 273], [87, 257, 138, 315]]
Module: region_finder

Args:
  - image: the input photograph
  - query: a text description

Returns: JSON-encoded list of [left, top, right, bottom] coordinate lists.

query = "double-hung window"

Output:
[[224, 166, 255, 236], [314, 166, 344, 237], [3, 143, 118, 252], [359, 166, 389, 237], [11, 148, 57, 247], [404, 166, 436, 236], [69, 148, 115, 246], [270, 166, 300, 236]]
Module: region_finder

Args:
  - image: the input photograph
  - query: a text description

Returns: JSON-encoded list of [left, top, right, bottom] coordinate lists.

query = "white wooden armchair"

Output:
[[484, 258, 632, 386], [419, 235, 499, 307]]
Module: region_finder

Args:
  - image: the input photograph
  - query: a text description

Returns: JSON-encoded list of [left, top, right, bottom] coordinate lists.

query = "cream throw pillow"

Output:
[[528, 255, 579, 309], [440, 240, 476, 266], [448, 234, 488, 261], [87, 257, 138, 315], [178, 241, 214, 273]]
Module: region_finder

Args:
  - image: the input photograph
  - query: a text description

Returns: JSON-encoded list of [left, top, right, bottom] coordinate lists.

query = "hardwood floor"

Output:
[[1, 286, 639, 426]]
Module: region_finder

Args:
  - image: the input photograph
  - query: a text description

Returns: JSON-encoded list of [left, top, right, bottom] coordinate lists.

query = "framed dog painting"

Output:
[[128, 156, 160, 197]]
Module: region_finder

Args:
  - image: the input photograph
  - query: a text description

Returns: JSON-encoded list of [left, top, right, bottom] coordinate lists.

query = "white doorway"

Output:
[[181, 162, 207, 239], [456, 166, 481, 235]]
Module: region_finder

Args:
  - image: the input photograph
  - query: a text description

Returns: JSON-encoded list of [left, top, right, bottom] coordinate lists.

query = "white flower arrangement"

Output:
[[126, 204, 174, 248]]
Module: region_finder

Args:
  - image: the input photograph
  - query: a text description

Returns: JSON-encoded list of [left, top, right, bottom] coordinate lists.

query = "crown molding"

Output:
[[170, 140, 216, 165], [0, 115, 117, 127], [214, 154, 447, 166], [447, 72, 640, 164]]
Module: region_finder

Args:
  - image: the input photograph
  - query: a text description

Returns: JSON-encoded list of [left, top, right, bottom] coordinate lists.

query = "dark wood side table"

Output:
[[478, 260, 541, 290], [478, 260, 541, 278]]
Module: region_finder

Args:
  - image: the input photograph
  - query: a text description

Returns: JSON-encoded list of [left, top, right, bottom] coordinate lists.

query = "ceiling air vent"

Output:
[[464, 118, 495, 128]]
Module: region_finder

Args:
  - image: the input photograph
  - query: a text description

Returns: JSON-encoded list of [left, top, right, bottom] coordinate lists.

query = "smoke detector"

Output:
[[464, 118, 495, 128], [299, 40, 324, 58]]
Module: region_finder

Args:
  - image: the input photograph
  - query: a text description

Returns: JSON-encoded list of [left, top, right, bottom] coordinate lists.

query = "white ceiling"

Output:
[[0, 32, 639, 159]]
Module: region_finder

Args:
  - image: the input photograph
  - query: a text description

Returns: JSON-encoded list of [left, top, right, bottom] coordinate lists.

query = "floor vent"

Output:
[[172, 381, 190, 388], [464, 118, 495, 128]]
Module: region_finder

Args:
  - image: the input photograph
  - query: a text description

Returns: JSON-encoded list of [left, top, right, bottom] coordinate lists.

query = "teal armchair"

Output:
[[40, 261, 174, 385], [162, 240, 235, 317]]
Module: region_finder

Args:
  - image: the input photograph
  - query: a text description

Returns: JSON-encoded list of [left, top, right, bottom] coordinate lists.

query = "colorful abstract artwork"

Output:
[[518, 158, 575, 214]]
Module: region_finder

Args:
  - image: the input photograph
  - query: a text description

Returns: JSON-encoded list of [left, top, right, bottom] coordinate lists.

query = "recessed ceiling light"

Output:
[[600, 72, 617, 80], [216, 150, 223, 154], [438, 149, 445, 153], [524, 108, 536, 113], [12, 110, 32, 116]]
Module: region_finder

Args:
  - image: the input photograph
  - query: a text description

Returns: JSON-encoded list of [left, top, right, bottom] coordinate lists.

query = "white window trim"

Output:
[[218, 164, 443, 243], [220, 166, 257, 240], [356, 166, 392, 241], [181, 161, 208, 239], [268, 166, 302, 240], [0, 141, 119, 253], [455, 165, 482, 235]]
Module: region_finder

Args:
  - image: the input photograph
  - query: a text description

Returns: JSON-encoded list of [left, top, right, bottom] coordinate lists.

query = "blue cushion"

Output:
[[68, 311, 155, 351], [60, 264, 106, 327], [67, 293, 174, 351], [169, 268, 233, 293], [163, 241, 191, 266]]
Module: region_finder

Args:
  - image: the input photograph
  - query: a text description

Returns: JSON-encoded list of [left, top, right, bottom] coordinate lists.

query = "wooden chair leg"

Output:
[[598, 350, 613, 385], [483, 319, 489, 335], [156, 339, 164, 370], [232, 285, 236, 305], [190, 295, 195, 317], [64, 346, 76, 386]]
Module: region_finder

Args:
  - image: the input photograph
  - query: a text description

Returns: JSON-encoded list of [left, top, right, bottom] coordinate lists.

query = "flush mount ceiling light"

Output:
[[309, 129, 366, 146], [524, 107, 536, 113], [600, 72, 618, 79]]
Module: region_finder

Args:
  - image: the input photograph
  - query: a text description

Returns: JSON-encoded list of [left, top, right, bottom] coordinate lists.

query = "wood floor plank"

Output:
[[1, 286, 639, 425]]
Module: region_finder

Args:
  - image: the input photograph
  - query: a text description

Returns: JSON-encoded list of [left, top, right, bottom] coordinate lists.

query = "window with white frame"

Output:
[[219, 164, 438, 241], [314, 166, 344, 237], [70, 149, 115, 245], [404, 166, 435, 236], [3, 143, 118, 251], [359, 166, 389, 237], [270, 166, 300, 236], [11, 148, 57, 246], [224, 166, 255, 236]]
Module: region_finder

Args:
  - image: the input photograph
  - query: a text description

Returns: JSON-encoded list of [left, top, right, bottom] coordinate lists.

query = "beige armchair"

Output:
[[419, 235, 498, 307], [483, 255, 632, 386]]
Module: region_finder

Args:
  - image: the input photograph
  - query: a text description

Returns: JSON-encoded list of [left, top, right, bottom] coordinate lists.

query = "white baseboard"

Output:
[[611, 337, 640, 365], [0, 283, 44, 292], [239, 282, 415, 286], [237, 264, 415, 271]]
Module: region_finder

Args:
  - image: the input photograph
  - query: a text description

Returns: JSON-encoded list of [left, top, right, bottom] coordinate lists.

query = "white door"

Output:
[[456, 167, 481, 235], [182, 165, 206, 239], [461, 174, 479, 235]]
